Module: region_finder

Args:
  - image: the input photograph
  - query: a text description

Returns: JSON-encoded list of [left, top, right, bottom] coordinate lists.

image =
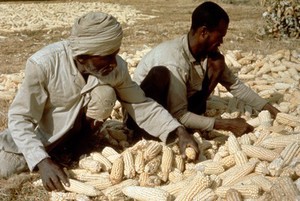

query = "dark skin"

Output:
[[188, 19, 280, 137], [37, 49, 199, 192]]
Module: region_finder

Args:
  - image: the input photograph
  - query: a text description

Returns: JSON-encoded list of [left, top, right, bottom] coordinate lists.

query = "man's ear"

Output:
[[197, 26, 209, 38]]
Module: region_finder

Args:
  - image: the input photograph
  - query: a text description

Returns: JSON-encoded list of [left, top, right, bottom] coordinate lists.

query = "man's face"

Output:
[[204, 20, 228, 53], [82, 49, 119, 77]]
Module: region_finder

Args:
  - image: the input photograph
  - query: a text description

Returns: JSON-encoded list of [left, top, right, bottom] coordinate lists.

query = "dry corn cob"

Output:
[[67, 169, 109, 182], [227, 134, 241, 154], [225, 188, 243, 201], [241, 144, 279, 162], [215, 184, 261, 199], [220, 154, 236, 169], [185, 147, 197, 161], [268, 157, 284, 176], [90, 152, 112, 172], [161, 146, 174, 182], [160, 179, 190, 197], [233, 150, 248, 165], [174, 155, 185, 172], [238, 134, 252, 145], [192, 188, 217, 201], [275, 112, 300, 127], [101, 146, 120, 158], [63, 178, 102, 197], [195, 160, 225, 175], [107, 128, 127, 141], [122, 185, 172, 201], [221, 159, 258, 186], [109, 156, 124, 184], [260, 134, 300, 149], [78, 157, 102, 173], [258, 110, 273, 127], [143, 141, 162, 161], [271, 176, 300, 200], [122, 149, 135, 179], [102, 179, 139, 198], [168, 169, 185, 183], [144, 155, 161, 175], [250, 175, 273, 192], [175, 172, 211, 201], [279, 141, 300, 166], [139, 172, 161, 187], [254, 161, 270, 175], [134, 150, 145, 174]]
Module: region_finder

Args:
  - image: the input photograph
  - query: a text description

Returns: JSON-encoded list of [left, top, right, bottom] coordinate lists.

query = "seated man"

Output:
[[129, 1, 279, 137], [0, 11, 198, 192]]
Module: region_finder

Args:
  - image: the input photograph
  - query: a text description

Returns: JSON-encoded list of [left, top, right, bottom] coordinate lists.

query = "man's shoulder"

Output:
[[29, 41, 68, 63]]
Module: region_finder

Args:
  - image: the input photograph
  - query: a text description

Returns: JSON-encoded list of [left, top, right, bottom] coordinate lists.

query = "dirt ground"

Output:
[[0, 0, 299, 200]]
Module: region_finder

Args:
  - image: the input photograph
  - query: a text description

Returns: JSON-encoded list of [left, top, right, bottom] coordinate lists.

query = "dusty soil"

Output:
[[0, 0, 299, 200]]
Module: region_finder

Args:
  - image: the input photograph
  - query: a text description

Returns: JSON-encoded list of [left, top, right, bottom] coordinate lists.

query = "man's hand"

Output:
[[262, 103, 280, 118], [214, 118, 254, 137], [175, 126, 199, 160], [37, 158, 70, 191]]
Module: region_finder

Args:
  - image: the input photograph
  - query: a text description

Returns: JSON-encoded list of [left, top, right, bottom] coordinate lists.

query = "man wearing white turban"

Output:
[[0, 11, 198, 192]]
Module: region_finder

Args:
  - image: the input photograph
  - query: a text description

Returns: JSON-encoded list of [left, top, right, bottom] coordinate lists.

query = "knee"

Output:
[[148, 66, 170, 80], [0, 151, 28, 178], [86, 85, 116, 121]]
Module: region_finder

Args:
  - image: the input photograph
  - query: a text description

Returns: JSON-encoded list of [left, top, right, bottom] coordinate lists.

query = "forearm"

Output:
[[178, 111, 215, 131]]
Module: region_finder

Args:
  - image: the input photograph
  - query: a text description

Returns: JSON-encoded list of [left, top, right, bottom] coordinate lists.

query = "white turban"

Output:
[[68, 12, 123, 57]]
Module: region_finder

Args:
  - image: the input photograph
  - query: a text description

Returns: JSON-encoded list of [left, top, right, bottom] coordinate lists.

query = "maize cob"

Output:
[[173, 155, 185, 172], [195, 160, 225, 175], [122, 149, 135, 179], [90, 152, 112, 172], [239, 134, 252, 145], [171, 144, 180, 155], [220, 154, 236, 169], [160, 179, 190, 197], [143, 141, 163, 161], [109, 156, 124, 184], [241, 144, 279, 162], [168, 169, 185, 183], [227, 134, 241, 154], [225, 188, 243, 201], [280, 141, 300, 166], [253, 129, 271, 146], [247, 117, 261, 127], [62, 179, 102, 197], [49, 192, 91, 201], [122, 186, 172, 201], [139, 172, 161, 187], [78, 157, 102, 173], [144, 155, 161, 175], [250, 175, 273, 192], [233, 150, 248, 166], [102, 179, 139, 198], [67, 169, 109, 182], [85, 178, 113, 190], [260, 134, 300, 149], [215, 184, 261, 199], [254, 161, 270, 175], [185, 147, 197, 161], [222, 160, 258, 186], [106, 154, 121, 164], [130, 139, 150, 154], [192, 188, 217, 201], [258, 110, 273, 127], [161, 146, 174, 182], [276, 112, 300, 127], [101, 146, 120, 158], [268, 157, 284, 176], [271, 176, 300, 200], [175, 172, 211, 201], [209, 174, 222, 190], [134, 150, 145, 174]]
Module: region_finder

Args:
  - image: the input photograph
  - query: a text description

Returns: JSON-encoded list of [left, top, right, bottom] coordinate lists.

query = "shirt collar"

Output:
[[182, 34, 197, 65]]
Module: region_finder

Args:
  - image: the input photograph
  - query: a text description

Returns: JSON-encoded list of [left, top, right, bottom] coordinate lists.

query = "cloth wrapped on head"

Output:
[[86, 85, 116, 121], [68, 11, 123, 57]]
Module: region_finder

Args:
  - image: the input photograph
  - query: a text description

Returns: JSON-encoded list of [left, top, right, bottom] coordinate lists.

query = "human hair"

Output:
[[191, 1, 229, 31]]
